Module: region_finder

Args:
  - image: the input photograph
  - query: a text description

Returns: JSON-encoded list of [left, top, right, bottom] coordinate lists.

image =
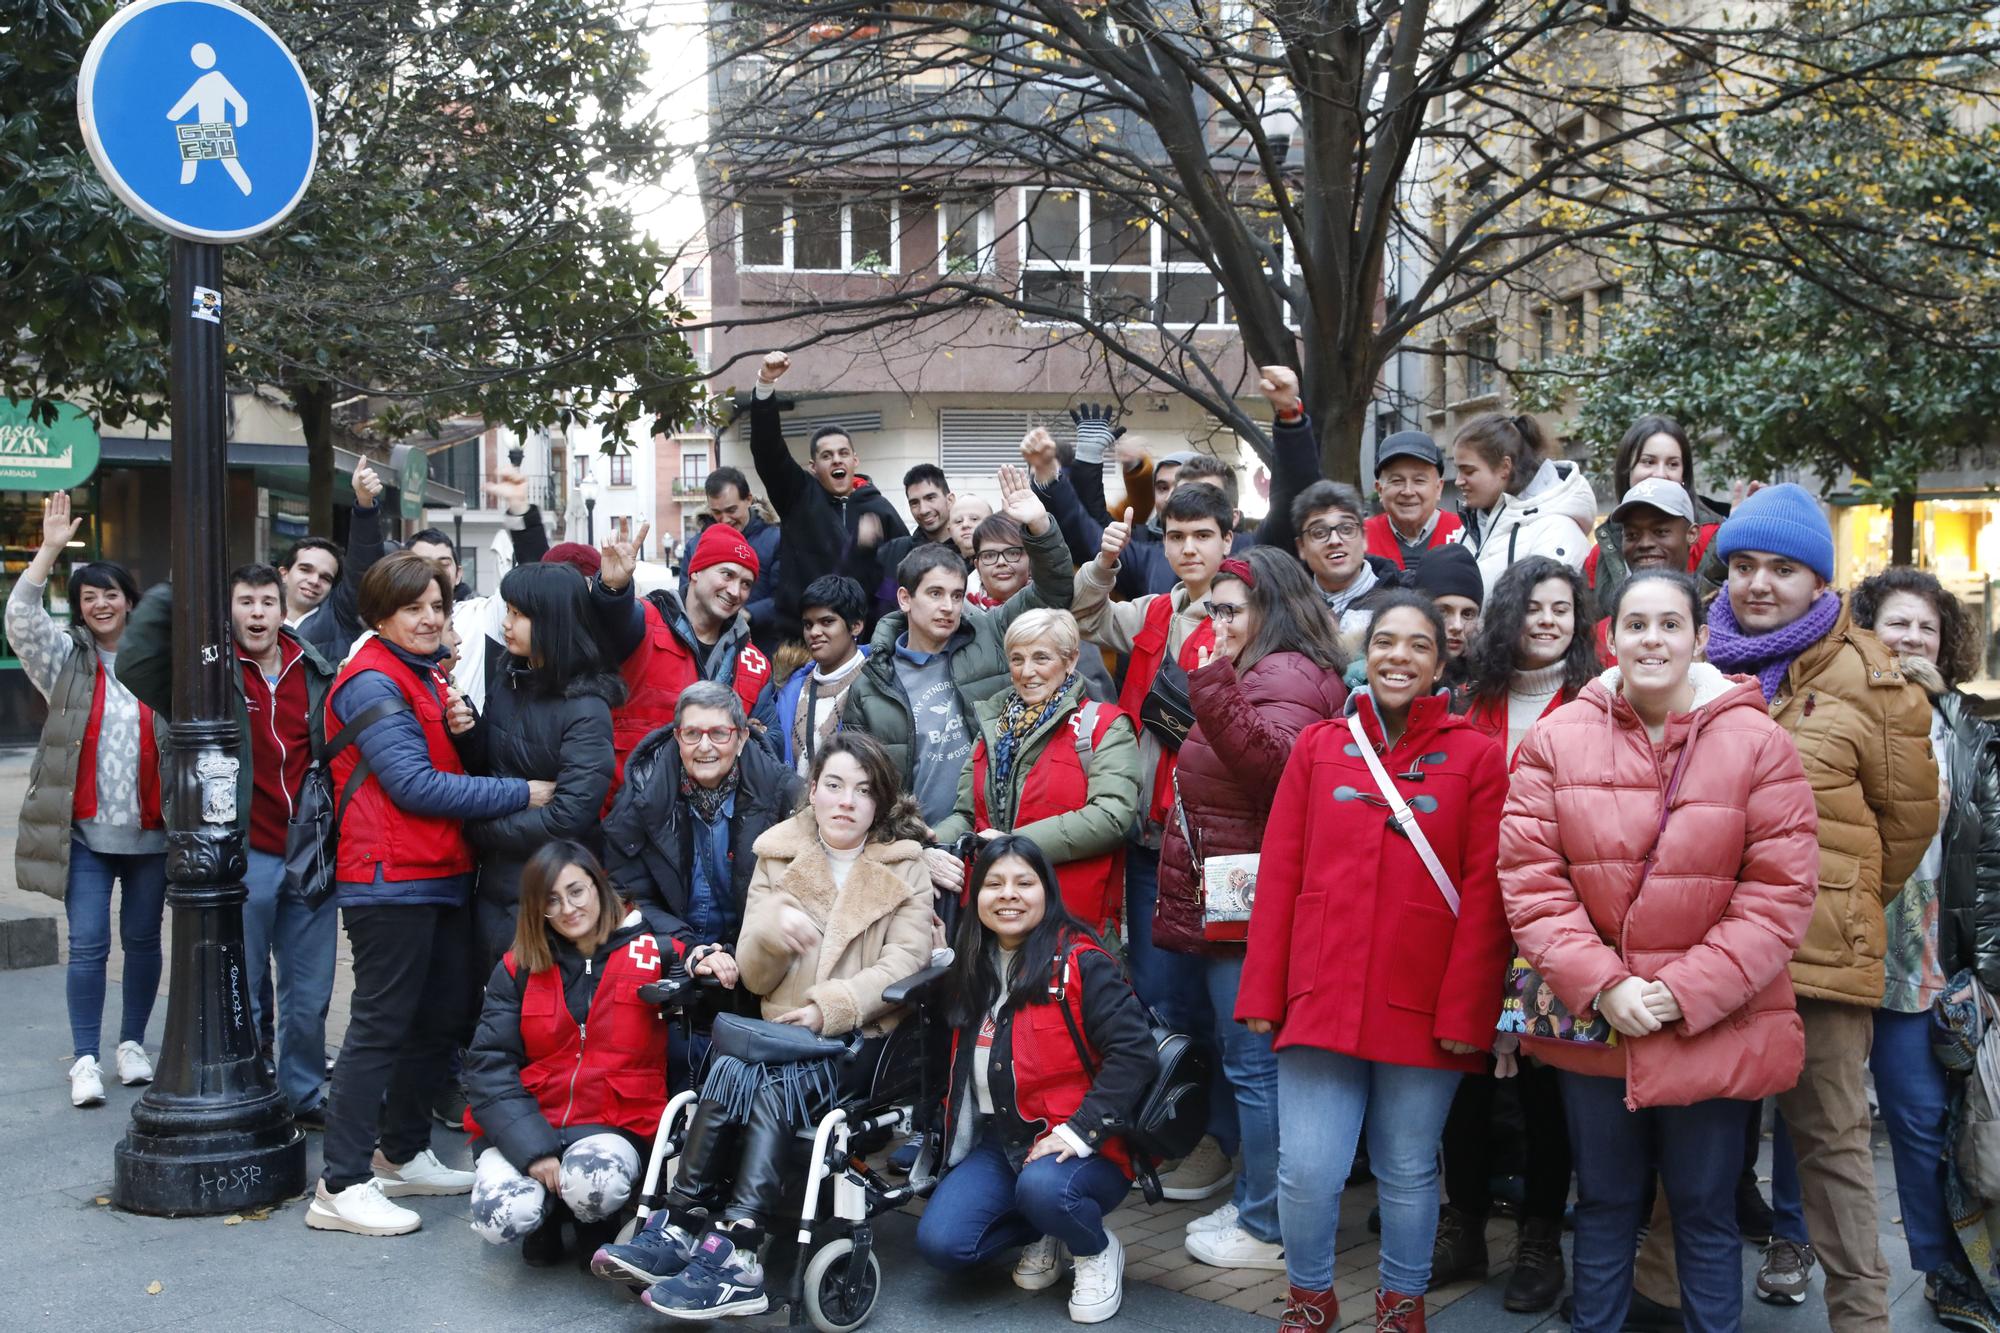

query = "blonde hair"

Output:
[[1004, 608, 1080, 660]]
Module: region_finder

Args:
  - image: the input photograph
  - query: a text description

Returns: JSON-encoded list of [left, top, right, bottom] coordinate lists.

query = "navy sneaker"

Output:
[[642, 1231, 769, 1320], [885, 1132, 923, 1176], [591, 1213, 698, 1287]]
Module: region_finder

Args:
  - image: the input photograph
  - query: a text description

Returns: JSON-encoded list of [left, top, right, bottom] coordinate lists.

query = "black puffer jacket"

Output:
[[1931, 686, 2000, 994], [464, 654, 623, 909], [463, 913, 654, 1170], [601, 723, 803, 948]]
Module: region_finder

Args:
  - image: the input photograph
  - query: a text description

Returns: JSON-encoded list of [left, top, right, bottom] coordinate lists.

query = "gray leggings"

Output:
[[469, 1134, 641, 1245]]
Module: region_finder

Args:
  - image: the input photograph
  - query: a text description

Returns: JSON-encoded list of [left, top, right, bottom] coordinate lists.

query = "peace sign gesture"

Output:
[[598, 520, 652, 593]]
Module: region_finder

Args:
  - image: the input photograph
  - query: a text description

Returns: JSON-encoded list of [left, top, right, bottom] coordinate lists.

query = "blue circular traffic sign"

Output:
[[78, 0, 317, 243]]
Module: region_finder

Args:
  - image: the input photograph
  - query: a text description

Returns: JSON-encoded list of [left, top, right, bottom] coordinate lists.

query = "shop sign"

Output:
[[0, 400, 104, 491]]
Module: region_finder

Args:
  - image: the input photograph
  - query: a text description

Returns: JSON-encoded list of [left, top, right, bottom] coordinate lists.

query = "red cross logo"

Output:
[[739, 645, 769, 677], [626, 936, 662, 972]]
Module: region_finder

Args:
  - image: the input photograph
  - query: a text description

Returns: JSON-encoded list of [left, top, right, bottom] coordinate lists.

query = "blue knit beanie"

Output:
[[1713, 483, 1834, 582]]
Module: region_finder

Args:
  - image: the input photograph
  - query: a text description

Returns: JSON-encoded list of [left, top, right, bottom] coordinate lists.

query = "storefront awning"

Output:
[[99, 437, 467, 510]]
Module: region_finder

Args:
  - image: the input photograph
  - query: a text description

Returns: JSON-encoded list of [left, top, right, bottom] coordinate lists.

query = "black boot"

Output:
[[571, 1215, 624, 1273], [522, 1204, 568, 1268], [1501, 1217, 1565, 1313], [1430, 1205, 1488, 1285], [1734, 1172, 1774, 1244]]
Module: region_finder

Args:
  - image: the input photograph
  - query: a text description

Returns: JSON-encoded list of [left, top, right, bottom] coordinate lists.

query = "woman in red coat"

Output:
[[1157, 550, 1348, 1273], [1501, 570, 1817, 1333], [1238, 591, 1511, 1333]]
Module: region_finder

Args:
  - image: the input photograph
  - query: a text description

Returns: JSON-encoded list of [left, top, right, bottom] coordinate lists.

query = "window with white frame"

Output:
[[938, 196, 997, 274], [608, 453, 633, 487], [1463, 325, 1500, 400], [1017, 187, 1255, 328], [680, 452, 707, 489], [737, 196, 900, 272]]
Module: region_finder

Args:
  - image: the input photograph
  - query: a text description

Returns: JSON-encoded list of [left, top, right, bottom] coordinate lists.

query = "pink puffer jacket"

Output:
[[1500, 664, 1820, 1108]]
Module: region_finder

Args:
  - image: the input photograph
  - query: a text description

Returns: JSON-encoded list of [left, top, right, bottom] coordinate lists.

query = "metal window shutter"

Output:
[[732, 409, 884, 449], [937, 408, 1119, 497]]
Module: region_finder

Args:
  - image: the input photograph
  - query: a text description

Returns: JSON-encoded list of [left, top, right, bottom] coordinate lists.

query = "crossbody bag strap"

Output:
[[1347, 712, 1460, 916], [324, 696, 410, 825], [1635, 728, 1699, 891]]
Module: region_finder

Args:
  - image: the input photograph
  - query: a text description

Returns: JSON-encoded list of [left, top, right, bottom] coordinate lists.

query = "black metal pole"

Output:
[[113, 240, 307, 1215], [586, 495, 596, 544]]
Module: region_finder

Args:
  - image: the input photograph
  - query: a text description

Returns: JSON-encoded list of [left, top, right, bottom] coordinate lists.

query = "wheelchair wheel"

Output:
[[802, 1237, 881, 1333]]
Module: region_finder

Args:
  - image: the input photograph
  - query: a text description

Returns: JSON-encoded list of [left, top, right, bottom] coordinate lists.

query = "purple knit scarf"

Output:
[[1706, 589, 1843, 702]]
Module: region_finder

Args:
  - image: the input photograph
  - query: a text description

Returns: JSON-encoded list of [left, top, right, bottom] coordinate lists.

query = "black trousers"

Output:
[[1441, 1061, 1573, 1223], [320, 898, 475, 1192]]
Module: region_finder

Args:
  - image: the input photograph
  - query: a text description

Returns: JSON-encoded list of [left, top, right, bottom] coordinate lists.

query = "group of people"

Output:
[[16, 349, 1998, 1333]]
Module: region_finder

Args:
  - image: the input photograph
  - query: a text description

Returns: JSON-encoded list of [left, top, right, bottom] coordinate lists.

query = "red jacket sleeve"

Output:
[[1500, 724, 1632, 1014], [1432, 734, 1514, 1048], [1235, 729, 1317, 1026], [1189, 657, 1345, 809], [1653, 724, 1820, 1035]]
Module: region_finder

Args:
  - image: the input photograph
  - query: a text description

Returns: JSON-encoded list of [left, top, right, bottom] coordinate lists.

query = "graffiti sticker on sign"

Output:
[[0, 401, 104, 493]]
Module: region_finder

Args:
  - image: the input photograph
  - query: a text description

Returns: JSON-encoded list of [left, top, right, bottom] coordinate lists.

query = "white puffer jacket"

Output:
[[1458, 459, 1598, 597]]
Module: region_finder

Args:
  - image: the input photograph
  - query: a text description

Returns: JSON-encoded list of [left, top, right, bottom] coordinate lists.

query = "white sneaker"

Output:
[[68, 1055, 105, 1108], [1068, 1231, 1124, 1324], [1186, 1201, 1239, 1235], [372, 1148, 474, 1197], [304, 1179, 420, 1236], [1185, 1221, 1286, 1270], [1158, 1136, 1236, 1201], [1013, 1234, 1071, 1291], [115, 1040, 153, 1086]]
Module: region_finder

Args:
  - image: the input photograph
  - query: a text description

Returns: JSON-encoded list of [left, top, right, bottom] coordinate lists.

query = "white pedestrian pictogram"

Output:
[[167, 42, 251, 195]]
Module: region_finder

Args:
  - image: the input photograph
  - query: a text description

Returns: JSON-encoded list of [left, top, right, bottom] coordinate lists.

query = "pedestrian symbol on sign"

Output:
[[167, 42, 251, 195]]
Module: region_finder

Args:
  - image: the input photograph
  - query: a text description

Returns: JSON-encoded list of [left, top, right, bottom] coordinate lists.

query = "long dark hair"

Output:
[[1611, 414, 1695, 500], [806, 731, 929, 844], [498, 562, 615, 695], [944, 834, 1094, 1028], [1212, 547, 1347, 675], [1464, 556, 1600, 708], [1852, 566, 1979, 689]]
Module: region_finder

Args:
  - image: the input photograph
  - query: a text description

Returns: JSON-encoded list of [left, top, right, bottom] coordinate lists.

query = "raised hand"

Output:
[[1098, 506, 1135, 568], [352, 462, 384, 507], [598, 519, 651, 593], [1068, 402, 1125, 462], [1019, 426, 1061, 486], [488, 464, 529, 515], [1256, 364, 1302, 415], [759, 350, 791, 384], [855, 512, 884, 551], [996, 463, 1048, 534], [39, 492, 81, 555]]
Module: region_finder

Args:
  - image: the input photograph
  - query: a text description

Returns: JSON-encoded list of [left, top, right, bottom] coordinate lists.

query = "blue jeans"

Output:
[[1275, 1046, 1460, 1291], [241, 848, 338, 1113], [1561, 1073, 1746, 1333], [1205, 955, 1280, 1242], [1124, 842, 1234, 1148], [65, 837, 168, 1061], [916, 1131, 1131, 1266], [1771, 1008, 1952, 1272]]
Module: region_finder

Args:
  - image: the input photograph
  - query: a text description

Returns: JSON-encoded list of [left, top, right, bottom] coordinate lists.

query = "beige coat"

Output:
[[735, 809, 934, 1037]]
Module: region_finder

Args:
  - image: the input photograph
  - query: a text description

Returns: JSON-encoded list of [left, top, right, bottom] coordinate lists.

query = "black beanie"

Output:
[[1412, 542, 1483, 608]]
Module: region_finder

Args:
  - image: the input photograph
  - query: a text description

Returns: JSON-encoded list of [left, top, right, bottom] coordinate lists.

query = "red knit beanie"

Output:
[[688, 523, 760, 578], [543, 542, 602, 578]]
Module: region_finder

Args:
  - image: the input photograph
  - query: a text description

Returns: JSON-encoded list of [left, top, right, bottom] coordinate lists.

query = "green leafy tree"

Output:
[[2, 0, 703, 533]]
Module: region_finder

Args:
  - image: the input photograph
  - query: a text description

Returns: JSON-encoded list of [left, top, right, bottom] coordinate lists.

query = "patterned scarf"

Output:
[[1706, 588, 1844, 702], [991, 675, 1079, 797], [680, 764, 739, 825]]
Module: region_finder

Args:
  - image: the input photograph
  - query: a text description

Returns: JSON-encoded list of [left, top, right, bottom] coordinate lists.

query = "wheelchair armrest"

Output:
[[881, 961, 952, 1007]]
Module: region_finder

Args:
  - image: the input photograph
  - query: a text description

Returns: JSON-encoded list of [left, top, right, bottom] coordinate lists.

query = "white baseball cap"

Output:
[[1610, 476, 1696, 526]]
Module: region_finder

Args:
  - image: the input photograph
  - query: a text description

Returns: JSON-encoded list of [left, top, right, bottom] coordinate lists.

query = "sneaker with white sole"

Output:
[[1158, 1136, 1236, 1202], [68, 1055, 105, 1108], [1068, 1231, 1124, 1324], [114, 1040, 153, 1086], [304, 1179, 420, 1236], [372, 1148, 474, 1197], [642, 1230, 769, 1319], [1186, 1201, 1239, 1236], [1185, 1222, 1286, 1271], [1013, 1235, 1071, 1291]]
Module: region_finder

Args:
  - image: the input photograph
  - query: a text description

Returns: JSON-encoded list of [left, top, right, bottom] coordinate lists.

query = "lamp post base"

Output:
[[113, 1115, 306, 1217]]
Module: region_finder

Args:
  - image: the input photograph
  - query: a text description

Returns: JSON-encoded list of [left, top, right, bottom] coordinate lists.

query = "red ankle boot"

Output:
[[1278, 1283, 1337, 1331], [1375, 1287, 1426, 1332]]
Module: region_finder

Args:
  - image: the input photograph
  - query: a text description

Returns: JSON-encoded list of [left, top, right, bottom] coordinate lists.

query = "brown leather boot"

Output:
[[1277, 1283, 1337, 1332], [1376, 1287, 1427, 1332]]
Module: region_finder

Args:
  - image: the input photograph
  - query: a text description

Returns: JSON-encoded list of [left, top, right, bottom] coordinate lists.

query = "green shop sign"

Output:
[[0, 400, 103, 492], [391, 442, 428, 521]]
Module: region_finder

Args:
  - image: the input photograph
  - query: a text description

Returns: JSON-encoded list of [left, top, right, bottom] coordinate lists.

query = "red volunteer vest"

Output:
[[463, 931, 681, 1142], [612, 599, 772, 788], [327, 637, 475, 884], [1363, 511, 1464, 569], [1461, 687, 1575, 773], [970, 702, 1130, 930], [1116, 595, 1213, 824]]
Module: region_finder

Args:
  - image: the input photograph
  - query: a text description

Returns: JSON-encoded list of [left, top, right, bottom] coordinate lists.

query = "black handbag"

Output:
[[283, 696, 408, 907], [1054, 956, 1213, 1204]]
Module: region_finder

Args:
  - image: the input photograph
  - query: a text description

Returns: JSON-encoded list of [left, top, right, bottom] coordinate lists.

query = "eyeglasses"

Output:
[[676, 725, 742, 747], [1303, 520, 1362, 544], [543, 886, 595, 916], [976, 546, 1027, 567], [1209, 603, 1248, 624]]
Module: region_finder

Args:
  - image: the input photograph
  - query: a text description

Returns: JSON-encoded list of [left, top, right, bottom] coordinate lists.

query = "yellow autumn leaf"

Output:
[[146, 1282, 163, 1296]]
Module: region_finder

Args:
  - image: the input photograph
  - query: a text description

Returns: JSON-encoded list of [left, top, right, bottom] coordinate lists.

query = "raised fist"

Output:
[[1256, 365, 1301, 415], [759, 350, 791, 384]]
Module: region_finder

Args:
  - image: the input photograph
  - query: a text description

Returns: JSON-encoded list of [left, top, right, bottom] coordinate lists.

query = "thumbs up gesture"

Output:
[[1098, 507, 1135, 569]]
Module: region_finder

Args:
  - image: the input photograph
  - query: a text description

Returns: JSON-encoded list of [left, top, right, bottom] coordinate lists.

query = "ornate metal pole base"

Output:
[[112, 239, 305, 1216]]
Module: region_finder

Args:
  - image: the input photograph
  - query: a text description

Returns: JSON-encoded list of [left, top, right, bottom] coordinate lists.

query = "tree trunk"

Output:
[[1891, 489, 1917, 568], [297, 381, 335, 537], [1317, 399, 1366, 488]]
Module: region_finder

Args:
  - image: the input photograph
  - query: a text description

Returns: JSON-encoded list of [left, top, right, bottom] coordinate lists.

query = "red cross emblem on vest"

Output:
[[739, 645, 769, 678], [626, 936, 663, 972]]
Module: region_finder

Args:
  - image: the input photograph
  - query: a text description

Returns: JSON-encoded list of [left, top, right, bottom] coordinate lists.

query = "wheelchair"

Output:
[[617, 958, 953, 1332]]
